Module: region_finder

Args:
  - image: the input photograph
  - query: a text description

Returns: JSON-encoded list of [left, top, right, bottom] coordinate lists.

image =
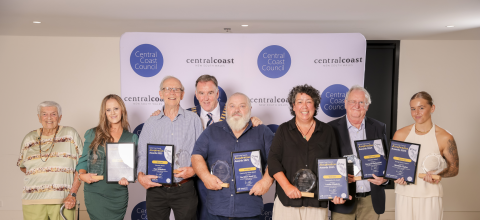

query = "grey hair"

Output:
[[228, 92, 251, 108], [37, 101, 62, 116], [159, 76, 184, 91], [345, 85, 372, 106]]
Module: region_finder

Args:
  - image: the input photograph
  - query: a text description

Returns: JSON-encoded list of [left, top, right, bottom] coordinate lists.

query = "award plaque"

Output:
[[232, 150, 263, 193], [105, 142, 136, 183], [385, 140, 421, 184], [344, 155, 362, 181], [317, 158, 350, 201], [87, 149, 105, 180], [355, 139, 387, 179], [147, 144, 174, 184], [418, 153, 446, 180], [211, 160, 231, 188], [173, 149, 191, 174], [293, 169, 316, 198]]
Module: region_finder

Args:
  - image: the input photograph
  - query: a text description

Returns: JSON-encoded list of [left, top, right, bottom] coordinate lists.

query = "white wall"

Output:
[[1, 36, 479, 219]]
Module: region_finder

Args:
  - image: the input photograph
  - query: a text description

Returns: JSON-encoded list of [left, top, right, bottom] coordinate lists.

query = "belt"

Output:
[[356, 192, 371, 197], [162, 179, 190, 187]]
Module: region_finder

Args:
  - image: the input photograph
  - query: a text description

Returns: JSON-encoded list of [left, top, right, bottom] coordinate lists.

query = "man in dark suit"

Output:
[[328, 86, 389, 220]]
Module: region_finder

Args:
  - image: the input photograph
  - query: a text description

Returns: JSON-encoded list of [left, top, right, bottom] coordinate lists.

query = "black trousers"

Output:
[[146, 180, 198, 220]]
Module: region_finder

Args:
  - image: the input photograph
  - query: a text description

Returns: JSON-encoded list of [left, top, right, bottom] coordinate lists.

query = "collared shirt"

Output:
[[192, 120, 274, 217], [199, 102, 221, 129], [268, 118, 339, 208], [346, 117, 371, 193], [137, 107, 203, 183]]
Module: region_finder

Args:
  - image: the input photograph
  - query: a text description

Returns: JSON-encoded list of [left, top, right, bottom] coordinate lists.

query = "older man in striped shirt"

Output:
[[137, 76, 203, 220]]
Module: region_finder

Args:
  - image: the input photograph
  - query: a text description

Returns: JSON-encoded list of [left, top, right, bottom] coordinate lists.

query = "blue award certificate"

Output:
[[317, 158, 349, 201], [146, 144, 174, 185], [355, 139, 387, 179], [232, 150, 263, 194], [385, 140, 421, 184]]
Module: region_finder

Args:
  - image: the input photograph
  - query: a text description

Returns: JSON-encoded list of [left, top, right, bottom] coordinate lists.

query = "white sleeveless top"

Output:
[[395, 124, 443, 197]]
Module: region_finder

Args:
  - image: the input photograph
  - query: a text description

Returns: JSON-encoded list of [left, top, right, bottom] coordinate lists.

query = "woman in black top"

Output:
[[268, 84, 349, 220]]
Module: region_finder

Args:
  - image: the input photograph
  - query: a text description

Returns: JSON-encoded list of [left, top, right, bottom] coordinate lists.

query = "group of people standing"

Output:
[[18, 74, 459, 220]]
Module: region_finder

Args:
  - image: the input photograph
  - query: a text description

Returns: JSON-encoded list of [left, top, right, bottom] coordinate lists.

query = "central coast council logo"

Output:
[[321, 84, 348, 117], [133, 123, 144, 137], [131, 201, 147, 220], [257, 45, 291, 79], [130, 44, 163, 77], [194, 86, 227, 106]]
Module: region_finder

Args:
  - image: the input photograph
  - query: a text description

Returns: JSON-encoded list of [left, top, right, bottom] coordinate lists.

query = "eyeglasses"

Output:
[[347, 100, 366, 107], [162, 87, 184, 93]]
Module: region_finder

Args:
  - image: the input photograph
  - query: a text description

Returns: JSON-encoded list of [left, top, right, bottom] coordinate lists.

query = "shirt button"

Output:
[[171, 133, 173, 135], [231, 194, 233, 197], [232, 179, 234, 181], [237, 140, 238, 142]]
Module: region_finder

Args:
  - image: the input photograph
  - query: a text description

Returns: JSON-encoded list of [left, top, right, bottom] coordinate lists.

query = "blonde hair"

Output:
[[410, 91, 433, 106], [90, 94, 130, 154]]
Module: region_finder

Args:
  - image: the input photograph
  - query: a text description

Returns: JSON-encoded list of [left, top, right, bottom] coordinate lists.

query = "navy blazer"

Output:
[[328, 115, 389, 215]]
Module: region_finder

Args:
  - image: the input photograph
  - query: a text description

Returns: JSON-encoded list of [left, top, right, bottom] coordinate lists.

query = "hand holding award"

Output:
[[211, 160, 231, 188], [292, 169, 316, 198], [418, 153, 447, 182]]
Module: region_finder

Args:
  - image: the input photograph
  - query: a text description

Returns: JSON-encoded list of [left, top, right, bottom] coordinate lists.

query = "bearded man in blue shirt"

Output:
[[192, 92, 274, 220]]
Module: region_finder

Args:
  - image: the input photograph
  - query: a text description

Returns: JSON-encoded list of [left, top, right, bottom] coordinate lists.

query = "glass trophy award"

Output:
[[344, 155, 362, 181], [87, 149, 105, 180], [354, 139, 387, 179], [147, 144, 174, 184], [317, 158, 350, 201], [418, 153, 447, 180], [385, 140, 421, 184], [232, 150, 263, 193], [106, 142, 136, 183], [211, 160, 231, 188], [293, 169, 316, 198], [173, 149, 191, 174]]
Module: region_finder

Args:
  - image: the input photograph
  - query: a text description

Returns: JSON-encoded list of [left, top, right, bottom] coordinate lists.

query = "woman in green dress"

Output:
[[76, 94, 138, 220]]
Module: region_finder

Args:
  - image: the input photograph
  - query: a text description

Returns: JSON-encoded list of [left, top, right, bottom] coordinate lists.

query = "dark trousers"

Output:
[[207, 212, 262, 220], [146, 180, 198, 220]]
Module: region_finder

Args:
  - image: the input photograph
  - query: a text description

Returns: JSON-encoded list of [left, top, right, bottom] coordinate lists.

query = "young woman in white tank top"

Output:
[[391, 91, 459, 220]]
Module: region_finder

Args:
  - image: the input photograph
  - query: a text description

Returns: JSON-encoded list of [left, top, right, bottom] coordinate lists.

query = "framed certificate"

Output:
[[354, 139, 387, 179], [232, 150, 263, 193], [317, 158, 350, 201], [385, 140, 421, 184], [106, 142, 136, 183], [146, 144, 175, 185]]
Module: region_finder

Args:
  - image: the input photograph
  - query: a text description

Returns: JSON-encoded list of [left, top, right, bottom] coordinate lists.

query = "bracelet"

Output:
[[78, 173, 86, 182]]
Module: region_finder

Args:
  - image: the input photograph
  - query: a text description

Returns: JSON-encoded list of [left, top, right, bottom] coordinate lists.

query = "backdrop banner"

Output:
[[120, 32, 366, 220]]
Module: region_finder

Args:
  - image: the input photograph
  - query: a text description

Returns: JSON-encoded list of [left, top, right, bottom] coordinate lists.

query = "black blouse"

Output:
[[268, 117, 339, 208]]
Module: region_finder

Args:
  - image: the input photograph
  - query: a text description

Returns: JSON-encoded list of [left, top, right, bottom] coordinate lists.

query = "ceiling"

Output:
[[1, 0, 479, 40]]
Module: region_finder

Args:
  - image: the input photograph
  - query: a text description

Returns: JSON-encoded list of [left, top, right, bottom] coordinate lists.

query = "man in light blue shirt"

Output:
[[137, 76, 203, 220], [328, 85, 389, 220]]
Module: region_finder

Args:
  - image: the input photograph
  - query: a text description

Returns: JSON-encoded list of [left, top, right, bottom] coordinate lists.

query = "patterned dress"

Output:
[[17, 126, 83, 205]]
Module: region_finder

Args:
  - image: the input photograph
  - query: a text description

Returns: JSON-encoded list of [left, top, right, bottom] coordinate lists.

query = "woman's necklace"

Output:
[[415, 124, 433, 134], [38, 126, 59, 162], [296, 120, 315, 139]]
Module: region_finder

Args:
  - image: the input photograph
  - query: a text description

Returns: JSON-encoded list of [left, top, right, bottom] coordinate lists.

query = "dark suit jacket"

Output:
[[328, 115, 388, 214]]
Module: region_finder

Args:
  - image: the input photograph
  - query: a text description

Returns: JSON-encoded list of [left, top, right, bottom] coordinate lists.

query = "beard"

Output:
[[226, 111, 251, 132]]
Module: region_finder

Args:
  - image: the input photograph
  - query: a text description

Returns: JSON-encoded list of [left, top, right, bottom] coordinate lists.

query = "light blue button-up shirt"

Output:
[[137, 107, 203, 183], [346, 117, 371, 193]]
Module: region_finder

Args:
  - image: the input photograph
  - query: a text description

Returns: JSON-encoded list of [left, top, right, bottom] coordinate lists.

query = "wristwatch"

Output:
[[70, 192, 76, 198]]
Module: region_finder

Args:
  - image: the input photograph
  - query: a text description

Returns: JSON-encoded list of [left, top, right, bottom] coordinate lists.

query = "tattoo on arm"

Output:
[[438, 138, 459, 178]]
